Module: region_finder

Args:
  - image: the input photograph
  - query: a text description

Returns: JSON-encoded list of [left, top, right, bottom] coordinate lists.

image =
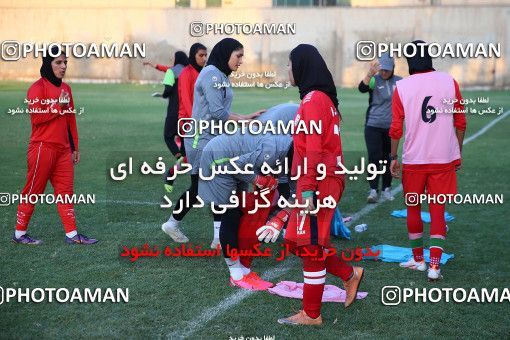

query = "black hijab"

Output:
[[174, 51, 189, 67], [405, 40, 435, 75], [189, 43, 207, 72], [207, 38, 243, 76], [289, 44, 339, 111], [40, 45, 63, 87]]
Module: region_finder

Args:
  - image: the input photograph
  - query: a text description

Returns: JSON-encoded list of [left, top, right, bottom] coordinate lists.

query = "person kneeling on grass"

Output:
[[198, 104, 297, 290], [12, 46, 97, 245]]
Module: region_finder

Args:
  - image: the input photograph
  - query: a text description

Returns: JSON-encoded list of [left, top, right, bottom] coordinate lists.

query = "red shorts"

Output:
[[285, 176, 344, 248], [402, 167, 457, 197]]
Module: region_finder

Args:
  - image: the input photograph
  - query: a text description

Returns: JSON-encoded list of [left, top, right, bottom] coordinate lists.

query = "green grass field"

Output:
[[0, 81, 509, 339]]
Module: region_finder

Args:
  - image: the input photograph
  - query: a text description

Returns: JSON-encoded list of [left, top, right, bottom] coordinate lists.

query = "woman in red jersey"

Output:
[[276, 44, 364, 325], [12, 46, 97, 245]]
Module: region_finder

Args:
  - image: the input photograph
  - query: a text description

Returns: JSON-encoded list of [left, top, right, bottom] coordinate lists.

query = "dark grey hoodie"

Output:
[[358, 73, 402, 129]]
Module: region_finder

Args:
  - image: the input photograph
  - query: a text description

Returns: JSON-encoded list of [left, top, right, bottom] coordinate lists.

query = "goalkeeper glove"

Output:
[[256, 209, 290, 243], [253, 175, 278, 191]]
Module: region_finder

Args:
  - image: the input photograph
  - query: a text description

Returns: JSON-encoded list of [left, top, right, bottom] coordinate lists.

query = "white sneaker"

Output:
[[210, 238, 221, 249], [367, 189, 378, 203], [427, 266, 443, 281], [162, 222, 189, 243], [382, 187, 394, 201], [399, 258, 426, 271]]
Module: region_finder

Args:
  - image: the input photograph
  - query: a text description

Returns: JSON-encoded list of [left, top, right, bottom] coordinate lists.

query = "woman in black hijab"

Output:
[[12, 45, 97, 245], [405, 40, 435, 75], [40, 46, 64, 87], [173, 51, 189, 68], [289, 44, 339, 112], [206, 37, 244, 76], [163, 37, 263, 273], [277, 44, 364, 326], [164, 43, 208, 193], [188, 43, 207, 72]]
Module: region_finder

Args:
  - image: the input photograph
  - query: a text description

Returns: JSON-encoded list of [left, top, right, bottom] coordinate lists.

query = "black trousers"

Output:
[[172, 174, 221, 223], [164, 113, 185, 158], [364, 125, 392, 191], [219, 207, 243, 258]]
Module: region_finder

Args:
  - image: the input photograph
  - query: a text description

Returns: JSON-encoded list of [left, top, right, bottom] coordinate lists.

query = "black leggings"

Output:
[[364, 125, 392, 190], [164, 113, 185, 158], [219, 207, 243, 258], [172, 174, 221, 223]]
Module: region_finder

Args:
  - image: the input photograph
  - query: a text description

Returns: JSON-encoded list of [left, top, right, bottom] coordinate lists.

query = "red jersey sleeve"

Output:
[[178, 67, 194, 120], [389, 87, 405, 139], [155, 64, 170, 72], [453, 79, 467, 132]]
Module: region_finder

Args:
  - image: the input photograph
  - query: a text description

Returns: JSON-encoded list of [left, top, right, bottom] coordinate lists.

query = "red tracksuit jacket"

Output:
[[177, 64, 199, 124], [292, 90, 344, 192], [27, 78, 78, 151], [286, 90, 344, 247]]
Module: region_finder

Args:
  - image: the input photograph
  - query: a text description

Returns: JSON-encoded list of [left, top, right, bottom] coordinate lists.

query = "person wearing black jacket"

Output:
[[162, 51, 189, 158]]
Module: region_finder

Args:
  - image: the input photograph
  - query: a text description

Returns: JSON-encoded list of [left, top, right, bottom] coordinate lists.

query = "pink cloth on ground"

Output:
[[267, 281, 368, 302]]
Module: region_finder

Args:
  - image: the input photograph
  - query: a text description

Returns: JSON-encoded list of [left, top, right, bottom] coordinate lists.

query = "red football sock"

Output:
[[429, 247, 443, 267], [301, 245, 325, 319], [325, 248, 353, 281], [238, 191, 275, 270], [407, 204, 424, 262], [429, 202, 446, 267], [412, 248, 424, 262]]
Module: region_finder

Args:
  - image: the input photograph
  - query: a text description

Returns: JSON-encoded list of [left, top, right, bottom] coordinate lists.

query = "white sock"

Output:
[[166, 215, 179, 227], [213, 221, 221, 239], [240, 262, 251, 276], [66, 230, 78, 238], [225, 257, 244, 281], [15, 230, 27, 238]]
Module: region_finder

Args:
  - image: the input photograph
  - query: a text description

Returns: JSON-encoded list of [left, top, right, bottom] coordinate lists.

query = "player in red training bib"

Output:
[[12, 46, 97, 245], [389, 40, 466, 281]]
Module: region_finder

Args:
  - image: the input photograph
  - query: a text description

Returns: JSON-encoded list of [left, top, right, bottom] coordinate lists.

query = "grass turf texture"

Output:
[[0, 81, 509, 338]]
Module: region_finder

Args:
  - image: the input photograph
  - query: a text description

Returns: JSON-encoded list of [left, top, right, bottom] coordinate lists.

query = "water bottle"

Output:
[[354, 223, 367, 233]]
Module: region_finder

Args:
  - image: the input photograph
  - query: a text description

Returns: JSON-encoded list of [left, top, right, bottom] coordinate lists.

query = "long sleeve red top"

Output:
[[27, 78, 78, 151], [177, 65, 199, 122], [292, 90, 343, 192]]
